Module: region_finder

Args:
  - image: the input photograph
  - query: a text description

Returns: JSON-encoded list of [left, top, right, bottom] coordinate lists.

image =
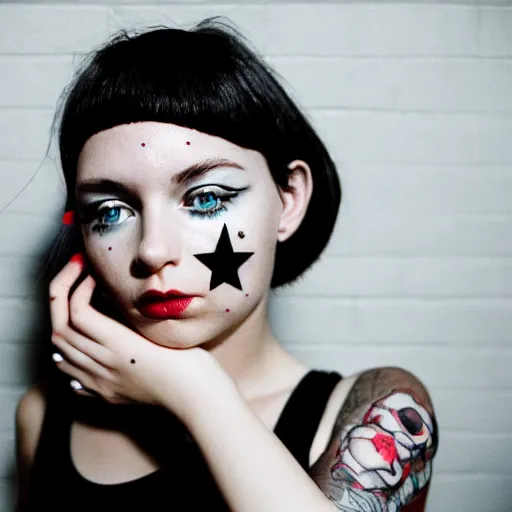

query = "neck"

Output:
[[203, 292, 302, 401]]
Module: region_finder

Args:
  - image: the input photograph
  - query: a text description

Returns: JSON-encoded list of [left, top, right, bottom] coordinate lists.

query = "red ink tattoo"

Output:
[[141, 143, 146, 147], [225, 309, 230, 312], [186, 141, 191, 145]]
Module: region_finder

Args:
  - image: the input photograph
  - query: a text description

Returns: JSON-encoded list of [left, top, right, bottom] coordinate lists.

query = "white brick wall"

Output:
[[0, 2, 510, 511]]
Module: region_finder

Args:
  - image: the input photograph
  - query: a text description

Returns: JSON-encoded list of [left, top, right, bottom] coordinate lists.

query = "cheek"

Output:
[[83, 235, 132, 294]]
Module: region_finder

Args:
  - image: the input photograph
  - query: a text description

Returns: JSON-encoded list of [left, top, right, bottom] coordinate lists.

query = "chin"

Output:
[[133, 317, 227, 350]]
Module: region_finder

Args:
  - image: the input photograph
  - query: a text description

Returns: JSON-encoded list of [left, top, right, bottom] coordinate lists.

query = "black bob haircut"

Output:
[[52, 17, 341, 288]]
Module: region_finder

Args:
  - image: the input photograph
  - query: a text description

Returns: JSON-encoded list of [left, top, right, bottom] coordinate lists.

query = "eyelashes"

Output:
[[182, 185, 247, 218], [78, 200, 134, 236], [78, 184, 248, 235]]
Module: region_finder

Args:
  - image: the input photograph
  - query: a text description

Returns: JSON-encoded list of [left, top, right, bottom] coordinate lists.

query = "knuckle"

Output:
[[68, 302, 83, 327], [48, 280, 61, 298]]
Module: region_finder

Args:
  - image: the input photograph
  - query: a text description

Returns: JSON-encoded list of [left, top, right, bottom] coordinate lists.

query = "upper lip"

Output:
[[135, 289, 197, 306]]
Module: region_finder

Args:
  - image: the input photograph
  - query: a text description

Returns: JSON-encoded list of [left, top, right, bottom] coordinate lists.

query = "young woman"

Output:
[[15, 18, 438, 512]]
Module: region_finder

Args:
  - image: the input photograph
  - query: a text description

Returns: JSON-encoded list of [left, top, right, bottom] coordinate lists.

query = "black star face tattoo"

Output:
[[193, 224, 253, 291]]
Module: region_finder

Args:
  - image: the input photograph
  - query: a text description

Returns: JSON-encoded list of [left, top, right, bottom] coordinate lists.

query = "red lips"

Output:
[[135, 289, 197, 319]]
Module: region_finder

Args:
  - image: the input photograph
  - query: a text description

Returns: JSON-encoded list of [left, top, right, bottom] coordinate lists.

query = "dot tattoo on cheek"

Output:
[[225, 309, 230, 312], [186, 141, 190, 145], [238, 231, 245, 239], [141, 143, 146, 147], [130, 359, 136, 364], [108, 247, 112, 251]]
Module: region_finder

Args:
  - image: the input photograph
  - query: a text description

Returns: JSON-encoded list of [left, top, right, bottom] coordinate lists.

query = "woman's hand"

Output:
[[48, 253, 223, 421]]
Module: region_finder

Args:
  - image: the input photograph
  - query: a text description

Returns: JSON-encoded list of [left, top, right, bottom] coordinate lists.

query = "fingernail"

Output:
[[70, 253, 85, 266], [70, 380, 83, 390], [52, 353, 64, 363]]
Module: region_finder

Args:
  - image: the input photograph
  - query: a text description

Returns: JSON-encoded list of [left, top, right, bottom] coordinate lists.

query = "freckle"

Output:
[[225, 309, 230, 312], [130, 359, 136, 364], [50, 296, 56, 301], [186, 141, 190, 145], [141, 143, 146, 147]]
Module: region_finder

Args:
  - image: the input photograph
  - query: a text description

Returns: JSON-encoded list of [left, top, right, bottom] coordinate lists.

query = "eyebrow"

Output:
[[76, 158, 245, 197]]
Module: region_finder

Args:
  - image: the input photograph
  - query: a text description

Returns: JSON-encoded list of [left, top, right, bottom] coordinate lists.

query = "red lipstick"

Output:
[[136, 289, 196, 319]]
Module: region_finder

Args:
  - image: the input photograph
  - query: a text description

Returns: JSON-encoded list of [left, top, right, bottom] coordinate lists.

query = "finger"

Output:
[[68, 274, 101, 340], [49, 253, 85, 334], [68, 274, 112, 344], [52, 334, 112, 380], [69, 378, 96, 398], [52, 356, 97, 393], [67, 277, 131, 348], [61, 328, 116, 370]]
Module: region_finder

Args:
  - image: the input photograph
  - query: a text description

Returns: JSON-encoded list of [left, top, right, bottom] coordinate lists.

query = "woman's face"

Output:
[[75, 121, 287, 349]]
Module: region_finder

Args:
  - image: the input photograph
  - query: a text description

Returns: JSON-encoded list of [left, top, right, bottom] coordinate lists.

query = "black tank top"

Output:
[[27, 369, 342, 511]]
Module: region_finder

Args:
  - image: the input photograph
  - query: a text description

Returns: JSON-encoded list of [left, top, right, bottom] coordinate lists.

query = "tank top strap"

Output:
[[273, 369, 343, 471]]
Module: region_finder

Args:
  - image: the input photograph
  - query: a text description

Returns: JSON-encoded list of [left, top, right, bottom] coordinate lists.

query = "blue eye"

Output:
[[184, 186, 246, 218], [101, 207, 121, 223], [194, 191, 220, 212], [86, 201, 133, 235]]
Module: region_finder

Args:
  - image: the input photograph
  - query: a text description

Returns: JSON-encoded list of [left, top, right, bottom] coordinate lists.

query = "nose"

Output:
[[132, 208, 182, 277]]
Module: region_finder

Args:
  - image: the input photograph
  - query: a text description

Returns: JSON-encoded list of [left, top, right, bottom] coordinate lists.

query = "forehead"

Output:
[[76, 121, 264, 185]]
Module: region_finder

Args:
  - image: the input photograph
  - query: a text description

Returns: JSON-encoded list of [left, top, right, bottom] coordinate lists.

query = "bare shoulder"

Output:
[[310, 367, 438, 512], [16, 382, 48, 469]]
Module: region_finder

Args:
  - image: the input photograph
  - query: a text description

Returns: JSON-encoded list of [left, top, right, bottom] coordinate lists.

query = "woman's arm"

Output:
[[178, 367, 338, 512], [15, 384, 47, 512], [179, 366, 438, 512], [308, 367, 437, 511]]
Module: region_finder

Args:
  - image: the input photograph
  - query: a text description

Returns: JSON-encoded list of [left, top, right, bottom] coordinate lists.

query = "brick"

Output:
[[313, 111, 512, 164], [280, 256, 512, 298], [324, 211, 512, 256], [0, 5, 109, 54], [0, 390, 23, 432], [283, 345, 512, 389], [0, 299, 47, 345], [0, 159, 65, 215], [437, 432, 512, 473], [0, 56, 73, 108], [269, 57, 512, 113], [0, 257, 41, 298], [479, 7, 512, 56], [0, 436, 15, 480], [428, 474, 512, 512], [0, 212, 60, 258], [0, 109, 54, 160], [0, 478, 15, 512], [338, 165, 512, 215], [0, 344, 40, 387]]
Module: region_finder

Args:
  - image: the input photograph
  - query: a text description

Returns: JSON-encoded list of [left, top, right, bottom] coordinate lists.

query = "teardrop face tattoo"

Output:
[[194, 224, 253, 291]]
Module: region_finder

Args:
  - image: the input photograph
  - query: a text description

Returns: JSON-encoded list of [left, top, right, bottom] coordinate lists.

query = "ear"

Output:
[[277, 160, 313, 242]]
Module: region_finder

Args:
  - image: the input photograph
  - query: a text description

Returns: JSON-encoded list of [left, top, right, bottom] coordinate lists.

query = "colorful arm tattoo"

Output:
[[310, 368, 438, 512]]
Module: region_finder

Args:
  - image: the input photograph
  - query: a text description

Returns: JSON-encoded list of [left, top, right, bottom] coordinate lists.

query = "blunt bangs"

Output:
[[60, 22, 296, 195]]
